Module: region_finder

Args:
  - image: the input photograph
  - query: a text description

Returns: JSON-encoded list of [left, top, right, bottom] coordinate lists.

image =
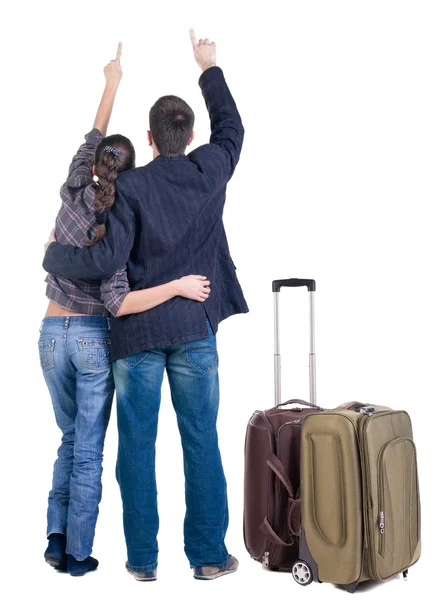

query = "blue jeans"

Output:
[[114, 315, 228, 572], [39, 316, 114, 560]]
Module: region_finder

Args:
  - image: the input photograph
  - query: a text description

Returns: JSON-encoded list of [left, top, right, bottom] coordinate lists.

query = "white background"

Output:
[[1, 0, 437, 598]]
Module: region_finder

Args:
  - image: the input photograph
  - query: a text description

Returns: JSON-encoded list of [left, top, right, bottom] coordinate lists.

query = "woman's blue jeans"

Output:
[[39, 316, 114, 560]]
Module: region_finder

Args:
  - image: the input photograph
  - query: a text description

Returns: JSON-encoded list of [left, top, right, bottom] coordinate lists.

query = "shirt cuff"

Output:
[[198, 65, 223, 87], [104, 291, 129, 317], [85, 128, 104, 145]]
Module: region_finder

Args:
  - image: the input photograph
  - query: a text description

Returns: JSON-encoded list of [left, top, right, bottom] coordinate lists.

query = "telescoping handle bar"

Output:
[[272, 278, 316, 407]]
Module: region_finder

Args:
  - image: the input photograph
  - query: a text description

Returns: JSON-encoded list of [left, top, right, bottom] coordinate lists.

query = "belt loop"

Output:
[[39, 321, 43, 333], [107, 317, 111, 331]]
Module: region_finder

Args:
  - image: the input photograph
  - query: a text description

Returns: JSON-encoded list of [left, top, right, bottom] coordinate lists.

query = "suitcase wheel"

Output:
[[292, 561, 313, 586], [342, 583, 358, 593]]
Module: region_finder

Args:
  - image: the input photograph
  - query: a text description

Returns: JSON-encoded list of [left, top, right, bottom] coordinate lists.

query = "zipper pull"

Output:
[[379, 511, 385, 534], [262, 552, 269, 567]]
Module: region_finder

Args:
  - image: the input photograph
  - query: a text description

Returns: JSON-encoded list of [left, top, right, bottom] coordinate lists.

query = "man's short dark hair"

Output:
[[149, 95, 195, 157]]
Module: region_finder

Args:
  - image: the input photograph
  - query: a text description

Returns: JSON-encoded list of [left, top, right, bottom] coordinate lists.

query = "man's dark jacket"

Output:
[[43, 66, 249, 361]]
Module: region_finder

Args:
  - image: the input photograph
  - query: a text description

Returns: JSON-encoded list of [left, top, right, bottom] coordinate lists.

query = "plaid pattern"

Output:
[[45, 129, 129, 316], [44, 67, 249, 361]]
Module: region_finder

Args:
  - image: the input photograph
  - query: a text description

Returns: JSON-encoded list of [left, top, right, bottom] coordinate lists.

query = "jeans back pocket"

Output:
[[186, 320, 218, 375], [120, 351, 150, 369], [77, 337, 112, 371], [38, 338, 55, 372]]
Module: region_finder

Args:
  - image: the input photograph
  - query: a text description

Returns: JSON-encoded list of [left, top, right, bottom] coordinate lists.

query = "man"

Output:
[[43, 29, 248, 581]]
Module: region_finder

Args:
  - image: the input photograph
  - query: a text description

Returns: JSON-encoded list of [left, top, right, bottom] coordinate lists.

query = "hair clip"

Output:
[[103, 145, 120, 159]]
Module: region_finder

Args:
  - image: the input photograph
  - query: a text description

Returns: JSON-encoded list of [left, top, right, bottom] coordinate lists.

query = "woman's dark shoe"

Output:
[[44, 533, 67, 570], [67, 555, 99, 577]]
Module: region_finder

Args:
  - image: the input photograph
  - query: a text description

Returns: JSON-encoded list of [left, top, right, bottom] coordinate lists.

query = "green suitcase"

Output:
[[295, 402, 421, 592]]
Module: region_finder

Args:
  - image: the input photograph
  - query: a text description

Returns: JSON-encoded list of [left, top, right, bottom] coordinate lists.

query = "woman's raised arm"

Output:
[[93, 42, 123, 135]]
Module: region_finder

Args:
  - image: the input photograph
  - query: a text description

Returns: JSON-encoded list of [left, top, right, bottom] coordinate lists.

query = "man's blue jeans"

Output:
[[113, 315, 229, 572], [39, 316, 114, 560]]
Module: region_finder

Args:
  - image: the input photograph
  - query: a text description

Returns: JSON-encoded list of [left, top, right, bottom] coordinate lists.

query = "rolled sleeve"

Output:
[[85, 128, 104, 145], [64, 129, 103, 185], [100, 267, 131, 317]]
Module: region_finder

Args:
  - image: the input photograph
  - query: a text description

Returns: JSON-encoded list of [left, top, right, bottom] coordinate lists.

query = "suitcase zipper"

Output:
[[377, 439, 392, 558], [358, 415, 373, 563], [378, 510, 385, 556], [361, 412, 405, 579], [376, 436, 415, 559], [358, 412, 391, 580], [276, 420, 302, 436]]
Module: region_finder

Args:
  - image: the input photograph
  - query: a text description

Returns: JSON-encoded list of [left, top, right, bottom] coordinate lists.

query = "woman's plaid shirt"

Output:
[[45, 129, 130, 316]]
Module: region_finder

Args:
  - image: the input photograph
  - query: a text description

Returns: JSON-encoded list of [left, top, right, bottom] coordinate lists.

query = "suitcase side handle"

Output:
[[336, 401, 376, 414], [272, 278, 316, 293], [277, 398, 324, 410], [259, 452, 301, 547]]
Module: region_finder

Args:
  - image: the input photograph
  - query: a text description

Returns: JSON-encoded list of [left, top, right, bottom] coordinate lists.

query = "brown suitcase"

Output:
[[244, 279, 321, 570]]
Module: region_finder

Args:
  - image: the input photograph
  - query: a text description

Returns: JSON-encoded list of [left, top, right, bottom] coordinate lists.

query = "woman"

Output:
[[40, 43, 210, 577]]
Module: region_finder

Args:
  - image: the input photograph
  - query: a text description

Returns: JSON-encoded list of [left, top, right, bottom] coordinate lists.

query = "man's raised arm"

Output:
[[43, 180, 135, 281], [190, 29, 244, 179]]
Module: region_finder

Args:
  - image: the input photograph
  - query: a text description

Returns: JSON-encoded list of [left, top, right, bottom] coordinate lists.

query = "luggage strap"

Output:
[[259, 452, 301, 547]]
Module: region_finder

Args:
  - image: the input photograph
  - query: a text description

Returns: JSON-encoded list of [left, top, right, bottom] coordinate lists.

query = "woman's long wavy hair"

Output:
[[86, 134, 135, 245]]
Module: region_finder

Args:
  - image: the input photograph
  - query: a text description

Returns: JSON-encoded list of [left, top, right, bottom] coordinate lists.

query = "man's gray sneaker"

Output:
[[125, 562, 157, 581], [193, 555, 239, 580]]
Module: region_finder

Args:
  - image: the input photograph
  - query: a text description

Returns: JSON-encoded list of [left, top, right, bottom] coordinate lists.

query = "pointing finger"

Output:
[[190, 28, 197, 49], [116, 42, 122, 61]]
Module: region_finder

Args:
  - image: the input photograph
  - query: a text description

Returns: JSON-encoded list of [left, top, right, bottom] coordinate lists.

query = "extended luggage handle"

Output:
[[272, 278, 316, 293], [273, 278, 316, 407]]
